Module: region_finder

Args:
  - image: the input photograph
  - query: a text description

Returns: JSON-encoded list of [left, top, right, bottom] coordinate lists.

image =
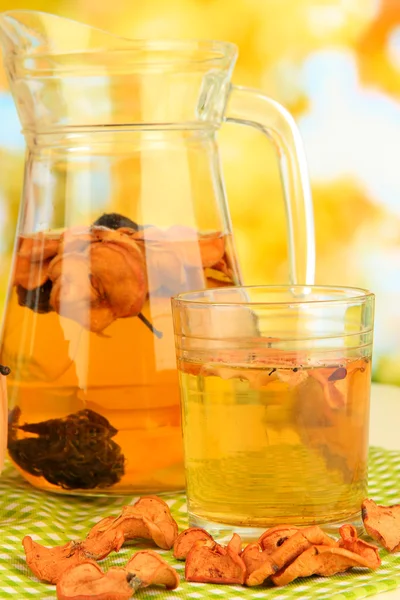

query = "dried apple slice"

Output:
[[186, 539, 246, 585], [87, 496, 179, 551], [258, 525, 300, 553], [246, 526, 336, 586], [49, 228, 148, 333], [308, 368, 346, 409], [362, 498, 400, 552], [227, 533, 242, 555], [173, 527, 214, 560], [126, 550, 179, 589], [83, 521, 125, 560], [338, 524, 381, 567], [131, 496, 178, 549], [241, 543, 271, 576], [56, 561, 137, 600], [271, 544, 379, 587], [23, 537, 88, 584]]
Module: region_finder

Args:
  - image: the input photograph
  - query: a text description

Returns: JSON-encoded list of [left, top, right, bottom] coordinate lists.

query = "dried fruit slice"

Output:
[[185, 539, 246, 585], [130, 496, 179, 549], [246, 526, 336, 586], [87, 496, 179, 551], [308, 368, 346, 409], [126, 550, 179, 589], [362, 498, 400, 552], [271, 544, 379, 587], [49, 228, 148, 333], [173, 527, 214, 560], [258, 525, 300, 553], [227, 533, 242, 555], [23, 537, 88, 584], [14, 233, 60, 290], [241, 543, 270, 576], [56, 561, 137, 600], [338, 524, 381, 568], [84, 521, 125, 560]]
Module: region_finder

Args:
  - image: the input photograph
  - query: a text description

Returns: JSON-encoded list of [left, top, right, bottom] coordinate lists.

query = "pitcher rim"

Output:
[[0, 9, 238, 66]]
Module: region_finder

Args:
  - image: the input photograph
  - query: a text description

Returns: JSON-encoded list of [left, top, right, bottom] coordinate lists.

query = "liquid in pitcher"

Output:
[[179, 354, 370, 531], [1, 217, 238, 494]]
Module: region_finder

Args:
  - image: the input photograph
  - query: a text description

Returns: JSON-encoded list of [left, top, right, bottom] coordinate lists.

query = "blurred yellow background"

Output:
[[0, 0, 399, 382]]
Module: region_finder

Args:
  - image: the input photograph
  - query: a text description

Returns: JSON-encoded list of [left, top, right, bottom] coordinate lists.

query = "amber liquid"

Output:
[[179, 356, 371, 532], [1, 229, 238, 494]]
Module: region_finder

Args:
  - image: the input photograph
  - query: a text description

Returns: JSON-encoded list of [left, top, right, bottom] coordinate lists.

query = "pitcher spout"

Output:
[[0, 10, 237, 133], [0, 9, 118, 56]]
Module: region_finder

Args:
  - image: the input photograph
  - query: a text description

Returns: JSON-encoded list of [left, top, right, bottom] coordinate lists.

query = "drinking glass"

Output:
[[171, 285, 374, 538]]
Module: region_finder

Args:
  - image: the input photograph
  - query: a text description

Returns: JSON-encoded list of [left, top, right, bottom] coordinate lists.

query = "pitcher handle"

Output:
[[225, 85, 315, 285]]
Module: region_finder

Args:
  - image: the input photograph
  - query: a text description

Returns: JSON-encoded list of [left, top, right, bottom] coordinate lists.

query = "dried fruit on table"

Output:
[[23, 537, 88, 584], [87, 496, 179, 551], [227, 533, 242, 555], [246, 526, 336, 586], [241, 543, 271, 576], [8, 408, 125, 490], [362, 498, 400, 552], [23, 526, 125, 586], [83, 520, 125, 560], [271, 544, 380, 587], [126, 549, 179, 589], [56, 560, 138, 600], [338, 524, 381, 567], [173, 527, 214, 560], [185, 538, 246, 585], [258, 525, 300, 553], [123, 496, 178, 549]]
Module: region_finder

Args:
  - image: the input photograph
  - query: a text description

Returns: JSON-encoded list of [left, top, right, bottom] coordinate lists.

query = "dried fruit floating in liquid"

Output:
[[362, 498, 400, 552], [8, 407, 125, 490]]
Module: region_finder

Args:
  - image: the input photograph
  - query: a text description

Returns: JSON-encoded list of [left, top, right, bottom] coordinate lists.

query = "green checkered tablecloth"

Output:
[[1, 447, 400, 600]]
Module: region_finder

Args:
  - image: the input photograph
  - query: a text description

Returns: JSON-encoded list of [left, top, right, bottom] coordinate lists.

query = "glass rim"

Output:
[[171, 284, 374, 308], [1, 10, 238, 67]]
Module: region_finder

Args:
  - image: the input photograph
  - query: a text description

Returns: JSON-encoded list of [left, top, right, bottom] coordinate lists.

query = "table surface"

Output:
[[369, 383, 400, 599]]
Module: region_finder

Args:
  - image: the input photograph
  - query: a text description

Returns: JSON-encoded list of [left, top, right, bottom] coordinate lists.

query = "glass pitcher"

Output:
[[0, 10, 315, 495]]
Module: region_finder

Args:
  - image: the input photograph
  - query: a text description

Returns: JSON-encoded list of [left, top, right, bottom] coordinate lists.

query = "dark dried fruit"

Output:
[[8, 407, 125, 490], [328, 367, 347, 381], [17, 279, 54, 314], [92, 213, 140, 231], [0, 365, 10, 376]]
